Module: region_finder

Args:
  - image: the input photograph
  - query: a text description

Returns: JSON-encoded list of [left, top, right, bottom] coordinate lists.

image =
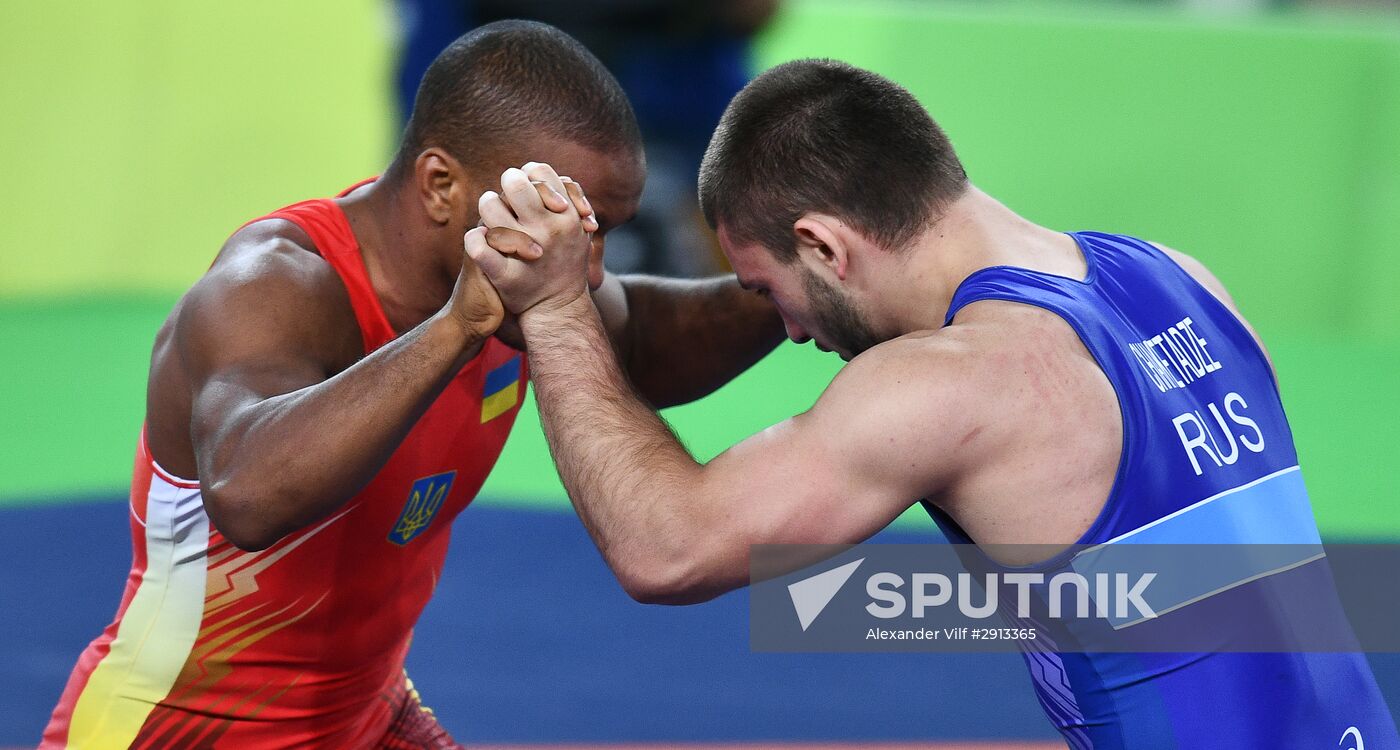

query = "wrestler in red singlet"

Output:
[[43, 189, 522, 749]]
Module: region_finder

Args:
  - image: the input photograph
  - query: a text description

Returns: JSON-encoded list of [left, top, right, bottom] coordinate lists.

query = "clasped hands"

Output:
[[464, 162, 602, 320]]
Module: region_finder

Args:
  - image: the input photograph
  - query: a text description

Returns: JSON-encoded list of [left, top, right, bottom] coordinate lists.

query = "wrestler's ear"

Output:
[[414, 148, 468, 225], [793, 213, 851, 282]]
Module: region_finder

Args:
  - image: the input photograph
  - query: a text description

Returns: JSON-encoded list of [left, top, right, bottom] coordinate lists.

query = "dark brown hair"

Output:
[[699, 59, 967, 261]]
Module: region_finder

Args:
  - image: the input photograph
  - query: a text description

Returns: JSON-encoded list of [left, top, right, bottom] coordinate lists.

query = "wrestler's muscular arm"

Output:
[[514, 297, 973, 603], [593, 272, 785, 407], [170, 234, 503, 552]]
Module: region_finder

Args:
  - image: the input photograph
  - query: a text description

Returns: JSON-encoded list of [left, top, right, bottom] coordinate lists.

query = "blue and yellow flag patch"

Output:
[[388, 471, 455, 546], [481, 355, 522, 423]]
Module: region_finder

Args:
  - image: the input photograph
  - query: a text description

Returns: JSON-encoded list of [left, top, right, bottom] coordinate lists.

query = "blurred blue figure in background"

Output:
[[395, 0, 781, 276]]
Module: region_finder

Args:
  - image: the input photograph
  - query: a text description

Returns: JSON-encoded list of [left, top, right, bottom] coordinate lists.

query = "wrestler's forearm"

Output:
[[519, 294, 714, 598], [195, 313, 484, 550], [616, 274, 784, 408]]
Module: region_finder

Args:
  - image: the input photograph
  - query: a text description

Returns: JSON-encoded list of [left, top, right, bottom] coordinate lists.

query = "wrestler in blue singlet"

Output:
[[926, 232, 1397, 749]]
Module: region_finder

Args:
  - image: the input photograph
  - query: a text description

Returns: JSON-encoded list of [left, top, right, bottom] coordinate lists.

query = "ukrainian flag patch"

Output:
[[481, 355, 522, 423]]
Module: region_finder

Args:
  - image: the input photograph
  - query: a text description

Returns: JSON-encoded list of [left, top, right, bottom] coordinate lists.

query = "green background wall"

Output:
[[1, 1, 1396, 537]]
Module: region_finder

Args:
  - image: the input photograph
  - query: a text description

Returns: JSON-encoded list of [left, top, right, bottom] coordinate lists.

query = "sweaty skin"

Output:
[[469, 163, 1270, 602], [145, 148, 782, 552]]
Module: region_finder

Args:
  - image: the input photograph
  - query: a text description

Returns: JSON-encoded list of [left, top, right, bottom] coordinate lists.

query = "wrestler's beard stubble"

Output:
[[800, 266, 881, 361]]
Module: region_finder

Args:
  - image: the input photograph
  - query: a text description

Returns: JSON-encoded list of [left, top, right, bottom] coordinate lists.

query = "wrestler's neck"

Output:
[[867, 185, 1083, 337], [337, 172, 463, 334]]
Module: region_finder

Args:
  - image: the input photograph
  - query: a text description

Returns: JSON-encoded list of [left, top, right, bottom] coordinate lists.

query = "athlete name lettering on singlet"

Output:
[[1127, 316, 1223, 393]]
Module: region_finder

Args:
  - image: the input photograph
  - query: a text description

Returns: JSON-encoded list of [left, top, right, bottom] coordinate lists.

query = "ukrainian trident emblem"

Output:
[[388, 471, 456, 545]]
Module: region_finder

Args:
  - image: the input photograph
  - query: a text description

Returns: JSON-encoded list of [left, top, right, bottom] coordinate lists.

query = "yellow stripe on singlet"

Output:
[[66, 477, 209, 749]]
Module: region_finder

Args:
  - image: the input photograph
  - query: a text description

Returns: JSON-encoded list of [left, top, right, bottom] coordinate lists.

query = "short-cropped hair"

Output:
[[399, 20, 641, 172], [699, 59, 967, 261]]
